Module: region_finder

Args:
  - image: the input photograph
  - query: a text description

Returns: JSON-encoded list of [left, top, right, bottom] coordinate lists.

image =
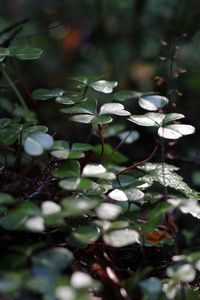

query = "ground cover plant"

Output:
[[0, 13, 200, 300]]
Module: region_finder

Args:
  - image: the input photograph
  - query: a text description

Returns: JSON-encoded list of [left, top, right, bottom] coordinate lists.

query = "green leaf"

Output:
[[146, 202, 172, 231], [1, 202, 40, 230], [61, 197, 98, 216], [0, 118, 11, 128], [67, 150, 85, 159], [158, 124, 195, 139], [114, 90, 143, 101], [33, 247, 73, 272], [99, 103, 130, 116], [71, 143, 92, 151], [0, 48, 9, 62], [8, 45, 43, 60], [162, 113, 185, 125], [50, 140, 69, 159], [103, 123, 126, 138], [59, 178, 81, 191], [140, 163, 197, 197], [0, 273, 22, 294], [91, 115, 113, 125], [61, 98, 97, 115], [70, 114, 94, 124], [55, 95, 87, 105], [0, 193, 16, 205], [24, 133, 54, 156], [89, 80, 118, 93], [140, 278, 162, 300], [53, 160, 80, 178], [82, 164, 116, 180], [24, 125, 48, 134], [70, 75, 101, 85], [32, 88, 64, 100], [139, 95, 169, 111], [103, 229, 140, 247], [0, 127, 21, 145], [71, 224, 101, 244], [93, 144, 128, 164], [108, 188, 144, 203]]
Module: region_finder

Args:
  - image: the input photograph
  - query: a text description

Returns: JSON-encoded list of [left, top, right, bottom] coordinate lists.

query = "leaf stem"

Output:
[[97, 124, 104, 162], [2, 67, 30, 118], [116, 144, 158, 176], [103, 130, 132, 163]]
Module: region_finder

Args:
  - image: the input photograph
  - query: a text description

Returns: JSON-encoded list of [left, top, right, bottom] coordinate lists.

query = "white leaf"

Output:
[[195, 260, 200, 271], [129, 113, 165, 127], [82, 164, 106, 176], [158, 124, 195, 139], [42, 201, 61, 215], [125, 188, 145, 202], [139, 95, 169, 111], [24, 133, 54, 156], [70, 271, 93, 288], [99, 103, 130, 116], [55, 286, 75, 300], [24, 136, 44, 156], [103, 229, 140, 247], [179, 199, 200, 219], [30, 133, 54, 150], [70, 114, 94, 123], [167, 264, 196, 282], [108, 189, 128, 201], [25, 216, 45, 232], [96, 203, 122, 220], [90, 80, 118, 93], [158, 127, 182, 139]]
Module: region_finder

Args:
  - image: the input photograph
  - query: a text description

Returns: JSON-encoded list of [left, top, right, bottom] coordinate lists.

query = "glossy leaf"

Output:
[[99, 103, 130, 116], [128, 113, 165, 127], [53, 160, 80, 178], [32, 88, 64, 100], [8, 45, 43, 60], [61, 98, 97, 115], [139, 95, 169, 111], [89, 80, 118, 93], [50, 140, 69, 159], [24, 133, 54, 156], [158, 124, 195, 139], [71, 224, 101, 244]]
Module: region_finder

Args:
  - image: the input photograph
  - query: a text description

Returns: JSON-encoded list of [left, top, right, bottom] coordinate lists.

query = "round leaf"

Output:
[[96, 203, 122, 220], [89, 80, 118, 93], [139, 95, 169, 111], [103, 229, 140, 247], [99, 103, 130, 116]]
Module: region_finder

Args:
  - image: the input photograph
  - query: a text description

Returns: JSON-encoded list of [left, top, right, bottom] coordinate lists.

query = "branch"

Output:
[[116, 144, 159, 176], [97, 124, 105, 162]]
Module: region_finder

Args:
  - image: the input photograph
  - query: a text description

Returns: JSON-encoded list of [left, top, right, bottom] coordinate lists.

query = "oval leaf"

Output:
[[103, 229, 140, 247], [139, 95, 169, 111]]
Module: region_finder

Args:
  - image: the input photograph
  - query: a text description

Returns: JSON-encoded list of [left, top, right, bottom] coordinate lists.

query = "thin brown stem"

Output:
[[102, 130, 132, 163], [116, 144, 158, 176], [97, 124, 105, 162]]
